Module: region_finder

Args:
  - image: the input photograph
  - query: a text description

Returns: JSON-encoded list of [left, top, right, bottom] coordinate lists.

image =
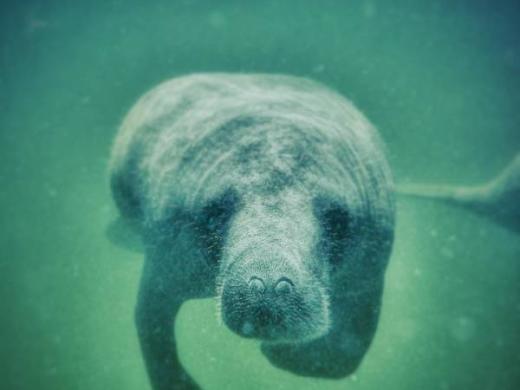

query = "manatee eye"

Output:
[[196, 188, 240, 265], [313, 197, 351, 267]]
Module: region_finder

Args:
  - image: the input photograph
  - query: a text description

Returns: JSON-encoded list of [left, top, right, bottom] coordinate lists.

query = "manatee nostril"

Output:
[[274, 277, 294, 295], [248, 277, 265, 294]]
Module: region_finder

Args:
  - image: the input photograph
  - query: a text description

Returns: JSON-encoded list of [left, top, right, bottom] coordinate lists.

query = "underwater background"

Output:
[[1, 0, 519, 389]]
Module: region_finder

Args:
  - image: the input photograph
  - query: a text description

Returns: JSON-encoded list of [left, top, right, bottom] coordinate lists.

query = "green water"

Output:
[[1, 1, 519, 389]]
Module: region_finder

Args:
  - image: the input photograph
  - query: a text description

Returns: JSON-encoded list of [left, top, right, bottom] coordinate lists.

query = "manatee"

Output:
[[397, 153, 520, 233], [108, 73, 395, 389]]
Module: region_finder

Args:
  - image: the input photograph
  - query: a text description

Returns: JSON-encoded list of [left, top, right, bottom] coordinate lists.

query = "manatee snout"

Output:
[[247, 276, 295, 296], [220, 261, 330, 343]]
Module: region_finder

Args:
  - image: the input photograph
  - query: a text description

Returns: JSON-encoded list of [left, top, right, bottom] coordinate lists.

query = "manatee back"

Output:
[[109, 74, 394, 249]]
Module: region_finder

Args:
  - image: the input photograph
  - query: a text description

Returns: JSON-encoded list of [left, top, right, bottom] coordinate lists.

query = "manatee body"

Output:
[[109, 74, 395, 389], [398, 153, 520, 233]]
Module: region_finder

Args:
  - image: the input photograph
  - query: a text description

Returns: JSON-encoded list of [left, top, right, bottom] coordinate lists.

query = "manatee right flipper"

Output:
[[397, 153, 520, 233]]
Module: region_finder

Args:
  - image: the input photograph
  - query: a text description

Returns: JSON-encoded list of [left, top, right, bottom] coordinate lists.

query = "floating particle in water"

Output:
[[439, 380, 451, 390], [312, 64, 325, 74], [440, 246, 455, 259], [450, 316, 477, 343], [81, 96, 92, 105], [362, 1, 377, 19], [448, 234, 458, 242], [209, 11, 226, 29], [45, 183, 58, 198], [26, 17, 49, 34]]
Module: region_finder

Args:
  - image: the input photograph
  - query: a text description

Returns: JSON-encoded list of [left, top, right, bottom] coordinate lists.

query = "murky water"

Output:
[[1, 1, 519, 389]]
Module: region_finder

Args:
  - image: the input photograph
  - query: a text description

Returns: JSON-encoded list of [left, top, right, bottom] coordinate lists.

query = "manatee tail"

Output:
[[487, 153, 520, 196], [397, 152, 520, 205], [396, 183, 480, 204], [396, 152, 520, 233]]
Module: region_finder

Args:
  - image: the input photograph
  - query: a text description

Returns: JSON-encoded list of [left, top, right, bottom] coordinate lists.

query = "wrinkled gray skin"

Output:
[[398, 153, 520, 233], [109, 74, 395, 390]]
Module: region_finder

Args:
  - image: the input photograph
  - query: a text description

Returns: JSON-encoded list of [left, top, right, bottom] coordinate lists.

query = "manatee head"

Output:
[[209, 189, 332, 344]]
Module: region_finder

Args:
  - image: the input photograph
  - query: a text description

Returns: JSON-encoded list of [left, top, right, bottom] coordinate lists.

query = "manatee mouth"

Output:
[[218, 273, 330, 344], [234, 304, 288, 341]]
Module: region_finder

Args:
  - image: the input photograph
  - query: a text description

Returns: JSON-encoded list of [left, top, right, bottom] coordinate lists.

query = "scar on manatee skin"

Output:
[[397, 153, 520, 233]]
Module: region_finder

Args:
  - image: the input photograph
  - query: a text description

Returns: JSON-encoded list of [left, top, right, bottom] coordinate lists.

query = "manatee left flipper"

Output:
[[261, 289, 381, 379], [261, 337, 362, 379], [106, 217, 144, 252]]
